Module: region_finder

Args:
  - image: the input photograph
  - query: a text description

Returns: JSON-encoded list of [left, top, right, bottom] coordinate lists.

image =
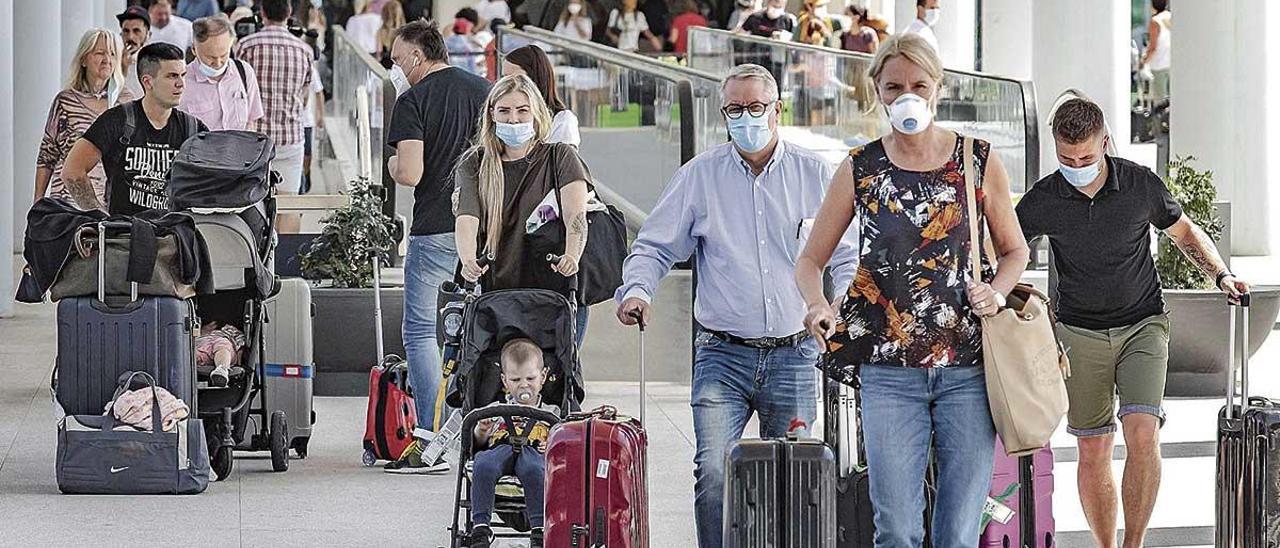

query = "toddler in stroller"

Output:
[[467, 338, 559, 548], [197, 322, 246, 388], [445, 283, 584, 548]]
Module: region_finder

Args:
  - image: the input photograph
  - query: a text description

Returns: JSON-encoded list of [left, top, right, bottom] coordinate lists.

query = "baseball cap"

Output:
[[116, 6, 151, 27]]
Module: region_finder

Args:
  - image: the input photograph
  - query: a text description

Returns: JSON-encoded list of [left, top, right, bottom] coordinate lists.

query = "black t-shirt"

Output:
[[82, 100, 207, 216], [1016, 156, 1183, 330], [387, 67, 492, 236], [742, 11, 797, 37]]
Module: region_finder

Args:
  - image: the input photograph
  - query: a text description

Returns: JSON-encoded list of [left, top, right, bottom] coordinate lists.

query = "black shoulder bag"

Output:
[[525, 143, 628, 306]]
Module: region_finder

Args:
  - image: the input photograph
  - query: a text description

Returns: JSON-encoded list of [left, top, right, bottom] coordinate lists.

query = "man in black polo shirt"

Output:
[[1017, 98, 1249, 548]]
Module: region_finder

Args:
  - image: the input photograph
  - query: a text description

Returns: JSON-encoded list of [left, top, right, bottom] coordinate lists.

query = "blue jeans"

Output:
[[403, 233, 458, 433], [690, 331, 820, 548], [574, 305, 589, 349], [859, 364, 996, 548], [470, 444, 546, 527]]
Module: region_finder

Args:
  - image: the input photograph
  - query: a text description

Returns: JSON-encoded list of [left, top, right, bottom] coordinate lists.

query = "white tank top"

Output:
[[1148, 11, 1172, 70]]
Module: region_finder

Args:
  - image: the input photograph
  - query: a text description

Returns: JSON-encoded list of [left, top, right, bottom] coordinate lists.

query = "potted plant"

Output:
[[296, 178, 407, 396], [1158, 157, 1279, 397]]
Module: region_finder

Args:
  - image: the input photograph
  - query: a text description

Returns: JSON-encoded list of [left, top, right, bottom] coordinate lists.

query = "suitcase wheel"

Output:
[[362, 449, 377, 467], [270, 411, 290, 473], [292, 437, 310, 459]]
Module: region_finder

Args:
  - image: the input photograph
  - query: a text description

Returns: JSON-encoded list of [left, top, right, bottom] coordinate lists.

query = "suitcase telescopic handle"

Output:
[[97, 221, 138, 304], [628, 309, 646, 426], [1224, 293, 1251, 419]]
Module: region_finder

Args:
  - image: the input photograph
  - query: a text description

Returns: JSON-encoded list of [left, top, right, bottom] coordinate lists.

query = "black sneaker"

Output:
[[530, 526, 544, 548], [467, 524, 493, 548]]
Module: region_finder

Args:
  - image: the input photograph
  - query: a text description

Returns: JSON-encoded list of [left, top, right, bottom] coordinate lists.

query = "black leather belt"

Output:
[[706, 329, 808, 349]]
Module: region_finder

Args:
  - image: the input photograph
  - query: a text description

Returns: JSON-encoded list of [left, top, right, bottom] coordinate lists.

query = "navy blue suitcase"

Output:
[[55, 295, 198, 416]]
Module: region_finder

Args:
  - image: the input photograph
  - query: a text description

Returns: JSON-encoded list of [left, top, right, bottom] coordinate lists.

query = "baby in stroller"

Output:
[[467, 338, 559, 548], [196, 321, 246, 387]]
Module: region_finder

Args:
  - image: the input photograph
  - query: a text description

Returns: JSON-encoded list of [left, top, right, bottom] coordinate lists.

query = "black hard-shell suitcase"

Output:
[[54, 222, 197, 417], [1215, 294, 1280, 548], [825, 377, 875, 547], [724, 428, 838, 548]]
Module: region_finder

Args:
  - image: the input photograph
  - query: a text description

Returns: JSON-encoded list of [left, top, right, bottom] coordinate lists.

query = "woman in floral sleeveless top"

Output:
[[795, 34, 1030, 547]]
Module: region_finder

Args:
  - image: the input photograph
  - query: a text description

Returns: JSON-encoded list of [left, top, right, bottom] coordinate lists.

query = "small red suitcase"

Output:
[[358, 246, 417, 466], [362, 355, 418, 465], [544, 313, 650, 548]]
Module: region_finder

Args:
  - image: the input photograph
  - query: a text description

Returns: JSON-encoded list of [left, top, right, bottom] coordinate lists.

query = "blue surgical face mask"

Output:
[[1059, 160, 1102, 187], [726, 105, 775, 153], [496, 121, 536, 148], [197, 59, 227, 79]]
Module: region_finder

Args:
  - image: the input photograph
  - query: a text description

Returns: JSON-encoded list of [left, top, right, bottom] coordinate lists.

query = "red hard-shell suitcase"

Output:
[[981, 439, 1055, 548], [545, 406, 650, 548], [544, 312, 650, 548]]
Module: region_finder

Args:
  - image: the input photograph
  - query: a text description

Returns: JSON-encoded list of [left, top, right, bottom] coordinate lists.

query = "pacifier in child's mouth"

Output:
[[515, 390, 535, 403]]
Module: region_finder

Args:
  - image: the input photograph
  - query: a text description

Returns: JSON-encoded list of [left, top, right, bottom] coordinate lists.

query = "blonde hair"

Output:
[[863, 33, 943, 114], [67, 29, 125, 97], [378, 0, 406, 51], [469, 74, 553, 254]]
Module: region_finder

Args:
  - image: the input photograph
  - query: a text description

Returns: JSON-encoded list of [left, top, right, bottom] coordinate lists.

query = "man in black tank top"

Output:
[[1016, 98, 1248, 548]]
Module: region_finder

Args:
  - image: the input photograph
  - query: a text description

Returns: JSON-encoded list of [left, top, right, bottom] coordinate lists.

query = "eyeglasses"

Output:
[[721, 102, 773, 120]]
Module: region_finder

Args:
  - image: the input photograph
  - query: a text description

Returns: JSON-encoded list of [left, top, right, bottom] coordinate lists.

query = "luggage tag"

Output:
[[980, 482, 1019, 528], [424, 410, 465, 466]]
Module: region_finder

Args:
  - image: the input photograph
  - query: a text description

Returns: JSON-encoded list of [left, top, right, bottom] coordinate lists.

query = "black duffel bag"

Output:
[[56, 372, 210, 495], [168, 130, 275, 211], [525, 153, 627, 306]]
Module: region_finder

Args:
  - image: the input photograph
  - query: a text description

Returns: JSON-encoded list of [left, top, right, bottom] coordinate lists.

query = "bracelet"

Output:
[[1215, 271, 1233, 288]]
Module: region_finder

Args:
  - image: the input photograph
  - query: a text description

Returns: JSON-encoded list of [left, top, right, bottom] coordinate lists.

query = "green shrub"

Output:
[[1156, 156, 1222, 290], [297, 178, 394, 288]]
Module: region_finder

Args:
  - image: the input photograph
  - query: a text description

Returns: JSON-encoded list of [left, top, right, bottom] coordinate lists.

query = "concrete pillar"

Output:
[[0, 1, 14, 317], [1171, 0, 1276, 255], [13, 1, 62, 251], [1030, 0, 1128, 181], [979, 0, 1031, 79], [62, 0, 101, 73]]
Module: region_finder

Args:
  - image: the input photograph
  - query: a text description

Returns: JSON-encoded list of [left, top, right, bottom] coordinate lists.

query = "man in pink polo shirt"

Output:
[[179, 15, 263, 131]]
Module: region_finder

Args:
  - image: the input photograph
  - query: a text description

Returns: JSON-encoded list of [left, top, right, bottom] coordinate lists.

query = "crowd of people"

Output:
[[29, 1, 1213, 548]]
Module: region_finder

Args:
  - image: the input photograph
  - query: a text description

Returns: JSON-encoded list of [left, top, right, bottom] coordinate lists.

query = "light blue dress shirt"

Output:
[[617, 140, 859, 339]]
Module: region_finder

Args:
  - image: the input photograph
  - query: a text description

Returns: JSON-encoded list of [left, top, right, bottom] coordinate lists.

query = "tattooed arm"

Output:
[[60, 139, 106, 212], [553, 180, 590, 277], [1164, 214, 1250, 296]]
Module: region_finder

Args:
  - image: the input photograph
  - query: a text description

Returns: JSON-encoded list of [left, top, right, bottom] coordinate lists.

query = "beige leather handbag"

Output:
[[962, 137, 1070, 457]]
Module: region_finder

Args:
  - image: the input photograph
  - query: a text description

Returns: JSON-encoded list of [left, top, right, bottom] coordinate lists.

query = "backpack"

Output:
[[119, 101, 201, 146]]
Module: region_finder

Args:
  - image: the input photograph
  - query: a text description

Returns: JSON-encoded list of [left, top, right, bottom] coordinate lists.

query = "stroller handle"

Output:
[[544, 254, 581, 300]]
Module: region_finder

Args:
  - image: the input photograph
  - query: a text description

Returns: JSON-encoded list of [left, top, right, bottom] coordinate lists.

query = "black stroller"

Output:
[[167, 130, 289, 480], [442, 276, 585, 547]]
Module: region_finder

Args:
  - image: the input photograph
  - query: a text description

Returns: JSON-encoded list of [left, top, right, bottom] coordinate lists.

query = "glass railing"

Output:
[[329, 26, 398, 212], [686, 27, 1039, 192], [496, 27, 726, 230]]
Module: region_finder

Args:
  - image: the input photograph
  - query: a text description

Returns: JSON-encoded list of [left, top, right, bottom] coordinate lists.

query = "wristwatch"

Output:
[[1215, 271, 1234, 289]]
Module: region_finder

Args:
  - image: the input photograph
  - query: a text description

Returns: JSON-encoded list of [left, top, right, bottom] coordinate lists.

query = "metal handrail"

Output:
[[518, 27, 722, 86], [332, 26, 390, 79]]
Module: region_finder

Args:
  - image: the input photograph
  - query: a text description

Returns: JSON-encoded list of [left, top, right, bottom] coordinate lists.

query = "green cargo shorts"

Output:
[[1055, 313, 1170, 437]]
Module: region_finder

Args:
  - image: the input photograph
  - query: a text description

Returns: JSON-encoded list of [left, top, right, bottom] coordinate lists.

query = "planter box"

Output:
[[311, 284, 406, 396], [1164, 286, 1280, 398]]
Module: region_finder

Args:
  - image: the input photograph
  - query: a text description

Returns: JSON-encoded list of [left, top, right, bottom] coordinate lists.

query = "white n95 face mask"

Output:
[[924, 7, 941, 26], [389, 65, 411, 96], [886, 93, 933, 135]]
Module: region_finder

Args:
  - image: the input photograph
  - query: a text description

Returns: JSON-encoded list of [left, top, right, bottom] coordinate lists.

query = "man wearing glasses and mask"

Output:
[[614, 63, 859, 548]]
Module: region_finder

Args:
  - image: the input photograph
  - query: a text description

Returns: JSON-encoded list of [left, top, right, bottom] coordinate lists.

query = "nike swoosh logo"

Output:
[[110, 466, 129, 473]]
